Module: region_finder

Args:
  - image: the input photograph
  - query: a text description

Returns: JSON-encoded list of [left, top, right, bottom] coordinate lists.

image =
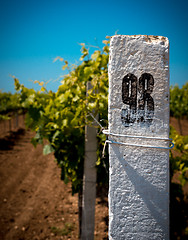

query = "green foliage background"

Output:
[[170, 83, 188, 118], [13, 38, 110, 194], [0, 91, 23, 120]]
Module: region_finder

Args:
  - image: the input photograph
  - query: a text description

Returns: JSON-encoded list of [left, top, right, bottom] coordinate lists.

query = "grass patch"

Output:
[[51, 223, 74, 236]]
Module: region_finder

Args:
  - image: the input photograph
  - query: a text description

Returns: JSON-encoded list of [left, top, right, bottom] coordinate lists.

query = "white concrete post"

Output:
[[108, 35, 170, 239], [81, 83, 97, 240]]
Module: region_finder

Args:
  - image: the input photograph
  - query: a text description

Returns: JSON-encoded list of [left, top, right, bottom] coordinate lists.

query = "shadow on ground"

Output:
[[0, 129, 25, 150]]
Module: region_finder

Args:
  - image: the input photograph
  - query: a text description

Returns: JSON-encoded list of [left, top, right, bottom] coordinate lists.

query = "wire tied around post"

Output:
[[88, 113, 174, 157], [103, 130, 174, 150]]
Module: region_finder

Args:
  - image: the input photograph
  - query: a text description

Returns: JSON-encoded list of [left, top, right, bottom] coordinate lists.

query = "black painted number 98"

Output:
[[121, 73, 154, 127]]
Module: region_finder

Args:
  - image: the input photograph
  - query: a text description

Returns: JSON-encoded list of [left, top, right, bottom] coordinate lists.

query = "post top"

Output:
[[111, 35, 169, 45]]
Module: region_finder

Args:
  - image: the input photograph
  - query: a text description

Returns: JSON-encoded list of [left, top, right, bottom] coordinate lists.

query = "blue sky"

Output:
[[0, 0, 188, 93]]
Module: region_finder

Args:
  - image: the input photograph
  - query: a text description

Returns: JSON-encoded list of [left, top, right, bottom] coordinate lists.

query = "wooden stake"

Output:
[[81, 82, 97, 240]]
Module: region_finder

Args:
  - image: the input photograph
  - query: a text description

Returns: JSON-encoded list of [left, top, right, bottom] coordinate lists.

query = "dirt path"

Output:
[[170, 117, 188, 136], [0, 116, 187, 240], [0, 129, 108, 240]]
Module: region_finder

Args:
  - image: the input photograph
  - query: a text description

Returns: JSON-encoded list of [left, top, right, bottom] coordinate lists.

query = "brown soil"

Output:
[[0, 115, 187, 240], [170, 117, 188, 136], [0, 116, 108, 240]]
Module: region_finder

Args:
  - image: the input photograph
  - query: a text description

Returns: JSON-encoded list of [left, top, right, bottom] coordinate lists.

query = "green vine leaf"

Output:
[[43, 144, 55, 155]]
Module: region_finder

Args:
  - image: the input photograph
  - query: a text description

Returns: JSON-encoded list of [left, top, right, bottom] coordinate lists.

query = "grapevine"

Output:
[[14, 37, 110, 194]]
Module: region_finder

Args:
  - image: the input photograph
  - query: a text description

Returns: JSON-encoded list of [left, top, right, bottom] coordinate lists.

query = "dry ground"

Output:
[[0, 115, 187, 240], [0, 115, 108, 240]]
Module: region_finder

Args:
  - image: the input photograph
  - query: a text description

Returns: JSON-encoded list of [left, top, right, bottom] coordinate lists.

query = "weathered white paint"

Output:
[[108, 35, 170, 240]]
